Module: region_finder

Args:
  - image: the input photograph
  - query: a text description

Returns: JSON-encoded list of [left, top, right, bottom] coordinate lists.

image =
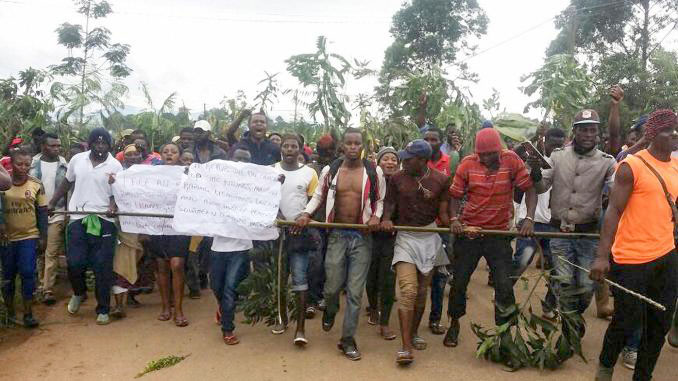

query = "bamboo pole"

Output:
[[52, 211, 600, 239]]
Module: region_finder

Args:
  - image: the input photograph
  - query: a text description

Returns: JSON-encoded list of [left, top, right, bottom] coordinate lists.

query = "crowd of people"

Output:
[[0, 85, 677, 380]]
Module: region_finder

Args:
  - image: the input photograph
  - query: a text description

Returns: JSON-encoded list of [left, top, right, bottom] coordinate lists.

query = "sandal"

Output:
[[378, 326, 397, 340], [174, 317, 189, 327], [429, 321, 446, 335], [223, 334, 240, 345], [157, 311, 171, 321], [396, 350, 414, 365], [413, 336, 427, 350]]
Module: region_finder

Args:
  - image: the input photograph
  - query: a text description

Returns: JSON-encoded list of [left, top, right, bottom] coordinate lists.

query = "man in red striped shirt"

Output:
[[443, 128, 537, 347]]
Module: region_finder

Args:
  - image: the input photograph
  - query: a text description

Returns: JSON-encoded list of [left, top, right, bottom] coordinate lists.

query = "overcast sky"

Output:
[[0, 0, 616, 122]]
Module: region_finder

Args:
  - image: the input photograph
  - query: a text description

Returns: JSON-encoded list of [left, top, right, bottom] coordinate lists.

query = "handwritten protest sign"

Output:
[[172, 160, 281, 240], [112, 165, 185, 235]]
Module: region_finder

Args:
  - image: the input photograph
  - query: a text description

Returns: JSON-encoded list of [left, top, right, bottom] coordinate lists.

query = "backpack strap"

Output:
[[636, 155, 678, 231], [362, 159, 378, 205]]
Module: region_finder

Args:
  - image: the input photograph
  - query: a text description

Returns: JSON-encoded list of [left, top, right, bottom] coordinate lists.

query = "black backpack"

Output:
[[327, 158, 379, 205]]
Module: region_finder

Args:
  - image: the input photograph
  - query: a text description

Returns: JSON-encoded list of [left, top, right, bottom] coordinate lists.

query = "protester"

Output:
[[114, 130, 160, 163], [48, 128, 123, 325], [231, 112, 280, 165], [446, 128, 536, 347], [590, 109, 678, 381], [296, 128, 385, 361], [147, 143, 191, 327], [381, 140, 450, 365], [273, 134, 319, 345], [422, 126, 452, 335], [512, 128, 565, 319], [109, 144, 144, 319], [532, 109, 617, 337], [269, 132, 282, 147], [193, 120, 228, 164], [210, 148, 255, 345], [0, 148, 48, 328], [29, 133, 68, 305], [365, 147, 399, 341], [178, 127, 195, 152], [1, 137, 24, 174], [179, 151, 194, 167]]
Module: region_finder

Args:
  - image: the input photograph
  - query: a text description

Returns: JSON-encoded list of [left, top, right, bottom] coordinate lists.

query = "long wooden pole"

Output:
[[53, 211, 600, 239]]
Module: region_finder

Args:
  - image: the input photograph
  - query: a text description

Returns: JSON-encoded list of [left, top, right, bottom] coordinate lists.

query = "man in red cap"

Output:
[[444, 128, 537, 347], [590, 109, 678, 381]]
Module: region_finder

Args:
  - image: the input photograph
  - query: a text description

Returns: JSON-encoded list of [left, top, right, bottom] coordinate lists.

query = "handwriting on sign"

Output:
[[112, 165, 185, 235], [172, 160, 281, 240]]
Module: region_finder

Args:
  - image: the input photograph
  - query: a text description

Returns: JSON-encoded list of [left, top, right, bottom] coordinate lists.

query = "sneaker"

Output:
[[271, 321, 287, 335], [23, 313, 39, 329], [96, 313, 111, 325], [595, 363, 614, 381], [67, 295, 84, 315], [317, 299, 326, 311], [621, 348, 637, 370], [305, 305, 317, 319], [443, 319, 460, 347]]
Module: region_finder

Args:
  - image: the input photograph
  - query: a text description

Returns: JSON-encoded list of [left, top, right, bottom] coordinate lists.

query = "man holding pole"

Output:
[[445, 128, 536, 347], [531, 109, 616, 338], [48, 128, 122, 325], [295, 128, 385, 361], [381, 139, 450, 364], [590, 109, 678, 381]]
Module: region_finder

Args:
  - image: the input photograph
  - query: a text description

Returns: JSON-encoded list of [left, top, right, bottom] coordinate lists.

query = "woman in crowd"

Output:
[[147, 143, 191, 326], [366, 147, 399, 340], [0, 148, 48, 328], [110, 144, 145, 318]]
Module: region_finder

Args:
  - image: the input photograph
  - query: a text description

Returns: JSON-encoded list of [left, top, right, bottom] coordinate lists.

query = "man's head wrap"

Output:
[[87, 128, 113, 148], [644, 109, 677, 140]]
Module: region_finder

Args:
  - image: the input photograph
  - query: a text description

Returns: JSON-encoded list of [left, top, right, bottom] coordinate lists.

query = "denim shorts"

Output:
[[286, 235, 312, 292]]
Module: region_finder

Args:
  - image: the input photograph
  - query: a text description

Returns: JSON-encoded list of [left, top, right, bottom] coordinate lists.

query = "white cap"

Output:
[[194, 120, 212, 132]]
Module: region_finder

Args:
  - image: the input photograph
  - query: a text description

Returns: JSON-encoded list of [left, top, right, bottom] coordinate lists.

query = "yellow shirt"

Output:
[[1, 177, 47, 241]]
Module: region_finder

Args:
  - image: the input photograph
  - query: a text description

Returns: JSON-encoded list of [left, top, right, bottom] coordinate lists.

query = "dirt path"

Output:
[[1, 264, 675, 381]]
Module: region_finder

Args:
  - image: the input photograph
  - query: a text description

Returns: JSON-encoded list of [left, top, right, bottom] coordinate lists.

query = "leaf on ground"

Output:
[[135, 354, 190, 378]]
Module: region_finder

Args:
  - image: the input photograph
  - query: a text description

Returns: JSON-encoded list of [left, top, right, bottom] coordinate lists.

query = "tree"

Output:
[[286, 36, 373, 131], [546, 0, 678, 120], [376, 0, 488, 117], [130, 82, 178, 148], [253, 72, 289, 114], [50, 0, 131, 128], [521, 54, 594, 130], [0, 68, 54, 150]]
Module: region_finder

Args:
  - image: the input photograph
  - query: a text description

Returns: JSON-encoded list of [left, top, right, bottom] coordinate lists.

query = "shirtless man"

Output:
[[295, 128, 385, 361]]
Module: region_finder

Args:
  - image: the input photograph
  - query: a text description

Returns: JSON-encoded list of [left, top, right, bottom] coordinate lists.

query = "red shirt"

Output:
[[450, 150, 532, 229], [428, 153, 451, 176]]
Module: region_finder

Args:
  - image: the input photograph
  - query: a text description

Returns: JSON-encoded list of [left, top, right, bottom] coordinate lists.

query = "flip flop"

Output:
[[223, 335, 240, 345], [157, 312, 171, 321], [378, 326, 397, 340], [174, 317, 189, 327], [396, 350, 414, 365]]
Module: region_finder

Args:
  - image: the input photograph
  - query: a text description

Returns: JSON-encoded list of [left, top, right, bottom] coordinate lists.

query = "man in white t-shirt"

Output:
[[29, 133, 68, 305], [48, 128, 122, 325], [271, 134, 318, 345]]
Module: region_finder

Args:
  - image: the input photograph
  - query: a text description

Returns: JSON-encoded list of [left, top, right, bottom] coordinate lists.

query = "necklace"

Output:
[[416, 168, 433, 199]]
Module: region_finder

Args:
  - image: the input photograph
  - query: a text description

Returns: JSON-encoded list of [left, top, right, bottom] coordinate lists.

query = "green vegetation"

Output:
[[135, 355, 189, 378]]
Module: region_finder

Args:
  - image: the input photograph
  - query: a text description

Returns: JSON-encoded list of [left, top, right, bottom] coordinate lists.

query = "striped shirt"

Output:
[[450, 150, 532, 229]]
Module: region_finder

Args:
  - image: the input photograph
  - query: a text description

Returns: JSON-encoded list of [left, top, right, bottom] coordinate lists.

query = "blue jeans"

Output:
[[513, 222, 557, 312], [324, 229, 372, 339], [67, 219, 117, 315], [210, 250, 250, 333], [429, 233, 451, 323], [1, 239, 38, 301], [550, 237, 598, 314], [307, 228, 325, 304]]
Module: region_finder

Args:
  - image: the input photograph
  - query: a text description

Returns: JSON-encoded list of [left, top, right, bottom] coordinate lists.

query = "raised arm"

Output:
[[606, 85, 624, 155], [416, 92, 428, 129], [226, 109, 252, 145]]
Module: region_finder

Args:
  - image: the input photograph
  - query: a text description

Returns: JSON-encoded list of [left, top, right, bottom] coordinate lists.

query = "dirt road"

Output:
[[0, 265, 675, 381]]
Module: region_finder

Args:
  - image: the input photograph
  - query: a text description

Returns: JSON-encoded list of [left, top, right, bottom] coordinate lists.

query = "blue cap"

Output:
[[399, 139, 432, 160], [481, 120, 494, 129]]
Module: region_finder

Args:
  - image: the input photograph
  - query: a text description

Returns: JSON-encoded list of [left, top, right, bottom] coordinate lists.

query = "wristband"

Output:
[[524, 216, 534, 222]]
